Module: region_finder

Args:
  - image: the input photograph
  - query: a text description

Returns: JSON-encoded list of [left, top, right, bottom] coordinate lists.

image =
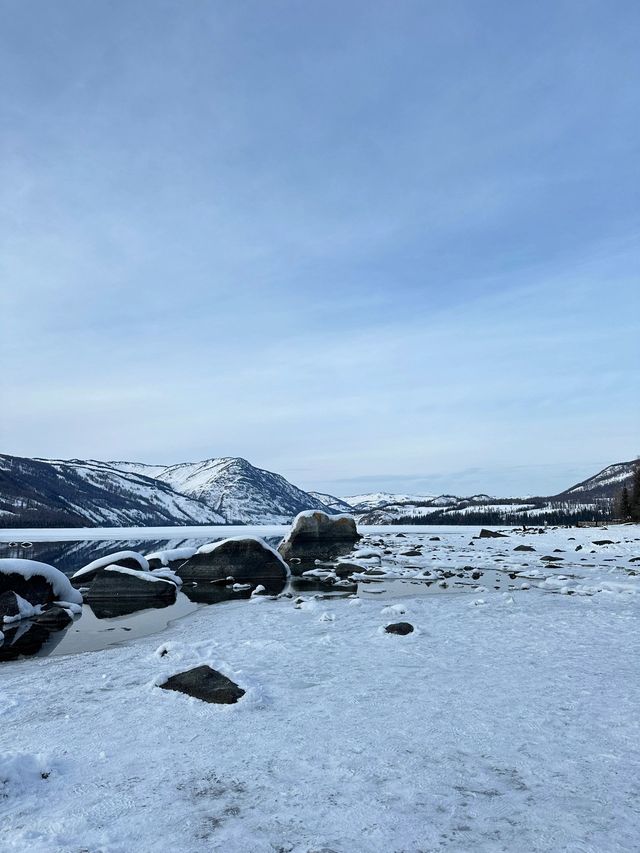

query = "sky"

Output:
[[1, 0, 639, 497]]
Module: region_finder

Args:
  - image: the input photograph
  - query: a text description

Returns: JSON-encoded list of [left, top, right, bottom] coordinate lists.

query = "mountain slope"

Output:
[[557, 460, 637, 500], [308, 492, 353, 512], [112, 457, 333, 524], [0, 455, 223, 528]]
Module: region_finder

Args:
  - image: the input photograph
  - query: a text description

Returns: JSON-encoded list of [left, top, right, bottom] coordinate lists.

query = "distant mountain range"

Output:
[[0, 453, 635, 528]]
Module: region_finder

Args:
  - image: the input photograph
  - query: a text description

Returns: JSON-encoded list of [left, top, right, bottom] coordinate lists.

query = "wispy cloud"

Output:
[[1, 1, 639, 495]]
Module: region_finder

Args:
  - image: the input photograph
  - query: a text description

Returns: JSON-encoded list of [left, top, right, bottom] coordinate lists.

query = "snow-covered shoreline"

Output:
[[2, 525, 639, 852]]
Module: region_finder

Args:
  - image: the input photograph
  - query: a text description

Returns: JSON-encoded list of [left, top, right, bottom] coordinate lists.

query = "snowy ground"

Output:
[[2, 525, 640, 852]]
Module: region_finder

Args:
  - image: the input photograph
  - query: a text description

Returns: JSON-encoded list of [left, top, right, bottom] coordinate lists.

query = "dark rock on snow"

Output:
[[478, 529, 508, 539], [159, 665, 245, 704], [514, 545, 536, 552], [385, 622, 414, 635]]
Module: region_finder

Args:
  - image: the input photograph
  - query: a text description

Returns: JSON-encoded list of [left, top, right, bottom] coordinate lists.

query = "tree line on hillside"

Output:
[[616, 461, 640, 521], [393, 505, 612, 526]]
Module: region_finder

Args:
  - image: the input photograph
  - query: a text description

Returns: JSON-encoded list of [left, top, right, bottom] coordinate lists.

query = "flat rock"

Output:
[[478, 529, 508, 539], [87, 567, 177, 603], [159, 665, 245, 704], [514, 545, 536, 552]]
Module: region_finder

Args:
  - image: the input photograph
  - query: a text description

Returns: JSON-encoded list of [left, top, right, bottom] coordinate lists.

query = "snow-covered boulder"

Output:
[[71, 551, 149, 585], [86, 566, 177, 604], [0, 559, 82, 608], [278, 511, 361, 563], [177, 537, 288, 593]]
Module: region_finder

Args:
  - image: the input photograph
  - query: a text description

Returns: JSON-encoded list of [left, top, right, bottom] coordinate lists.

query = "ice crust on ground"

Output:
[[1, 525, 639, 852]]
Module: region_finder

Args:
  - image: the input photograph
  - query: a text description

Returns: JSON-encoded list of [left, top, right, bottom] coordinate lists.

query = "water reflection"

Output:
[[0, 534, 289, 662], [0, 619, 66, 662]]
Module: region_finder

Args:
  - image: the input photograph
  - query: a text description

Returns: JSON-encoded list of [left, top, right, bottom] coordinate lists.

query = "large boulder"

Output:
[[278, 511, 361, 565], [0, 559, 83, 608], [159, 665, 245, 704], [177, 537, 288, 594], [86, 566, 177, 605], [71, 551, 149, 586]]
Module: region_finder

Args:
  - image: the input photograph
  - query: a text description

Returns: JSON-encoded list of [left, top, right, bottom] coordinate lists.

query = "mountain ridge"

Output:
[[0, 455, 635, 528]]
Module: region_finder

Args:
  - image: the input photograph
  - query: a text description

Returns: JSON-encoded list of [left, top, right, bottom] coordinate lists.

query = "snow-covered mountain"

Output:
[[557, 460, 637, 500], [308, 492, 353, 513], [0, 453, 635, 529], [0, 454, 334, 528], [0, 455, 223, 528], [342, 492, 438, 511], [111, 457, 332, 524], [335, 463, 638, 525]]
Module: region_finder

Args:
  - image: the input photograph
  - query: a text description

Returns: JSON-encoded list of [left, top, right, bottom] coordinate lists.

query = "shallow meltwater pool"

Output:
[[0, 530, 559, 662], [0, 533, 281, 662], [357, 568, 537, 599]]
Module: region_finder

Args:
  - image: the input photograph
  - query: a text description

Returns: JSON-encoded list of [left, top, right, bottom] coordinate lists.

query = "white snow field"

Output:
[[1, 525, 640, 852]]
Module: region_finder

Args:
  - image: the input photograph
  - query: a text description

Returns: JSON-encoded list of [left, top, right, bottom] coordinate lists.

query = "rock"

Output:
[[401, 549, 422, 557], [0, 591, 21, 622], [279, 511, 361, 563], [0, 558, 82, 608], [33, 605, 73, 631], [514, 545, 536, 552], [540, 555, 564, 562], [429, 536, 441, 541], [71, 551, 149, 585], [385, 622, 414, 635], [177, 538, 287, 594], [86, 566, 177, 604], [334, 562, 366, 578], [592, 540, 615, 546], [478, 529, 507, 539], [159, 665, 245, 704]]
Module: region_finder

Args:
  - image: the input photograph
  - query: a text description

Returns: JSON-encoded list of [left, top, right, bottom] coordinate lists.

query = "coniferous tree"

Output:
[[631, 462, 640, 522], [617, 485, 632, 520]]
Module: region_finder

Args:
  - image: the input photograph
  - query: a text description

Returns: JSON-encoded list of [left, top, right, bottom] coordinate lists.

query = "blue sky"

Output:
[[1, 0, 639, 496]]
